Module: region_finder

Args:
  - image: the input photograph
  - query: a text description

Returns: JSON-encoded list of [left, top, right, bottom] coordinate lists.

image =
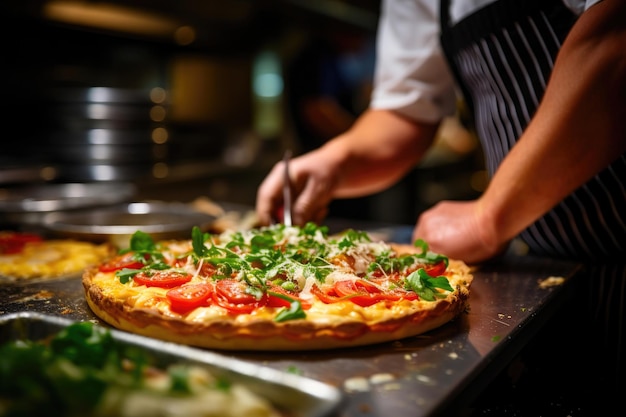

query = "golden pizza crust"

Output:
[[83, 258, 472, 351]]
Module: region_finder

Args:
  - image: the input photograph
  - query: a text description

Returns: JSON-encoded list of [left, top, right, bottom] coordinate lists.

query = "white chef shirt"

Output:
[[370, 0, 604, 123]]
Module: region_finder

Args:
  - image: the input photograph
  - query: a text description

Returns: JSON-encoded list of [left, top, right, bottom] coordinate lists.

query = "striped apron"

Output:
[[438, 0, 625, 391]]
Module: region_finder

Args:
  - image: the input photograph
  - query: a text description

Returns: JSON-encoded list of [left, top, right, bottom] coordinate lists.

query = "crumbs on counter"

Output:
[[15, 290, 54, 302], [344, 376, 370, 392], [369, 373, 395, 385], [344, 373, 398, 394], [538, 276, 565, 288]]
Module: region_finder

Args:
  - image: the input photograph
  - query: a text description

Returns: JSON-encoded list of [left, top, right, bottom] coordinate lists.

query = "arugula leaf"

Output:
[[129, 230, 156, 252], [192, 226, 209, 257], [336, 229, 370, 250], [116, 268, 142, 283], [413, 238, 449, 267], [250, 232, 278, 251], [368, 250, 416, 276], [405, 269, 454, 301], [269, 291, 306, 322], [274, 300, 306, 322], [119, 231, 166, 268], [245, 283, 266, 300], [301, 222, 327, 237]]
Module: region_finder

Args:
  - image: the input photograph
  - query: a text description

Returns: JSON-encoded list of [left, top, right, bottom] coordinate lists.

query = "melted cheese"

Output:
[[92, 267, 443, 327], [0, 240, 112, 279]]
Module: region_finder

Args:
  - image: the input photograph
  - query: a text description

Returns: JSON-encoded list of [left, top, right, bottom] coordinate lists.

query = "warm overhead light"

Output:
[[43, 0, 182, 39], [174, 25, 196, 46]]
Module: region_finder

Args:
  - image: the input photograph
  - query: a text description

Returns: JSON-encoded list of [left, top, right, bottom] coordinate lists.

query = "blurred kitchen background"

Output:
[[0, 0, 487, 226]]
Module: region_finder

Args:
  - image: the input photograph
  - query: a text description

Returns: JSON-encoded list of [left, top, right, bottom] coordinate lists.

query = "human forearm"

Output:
[[321, 108, 439, 198], [477, 0, 626, 248]]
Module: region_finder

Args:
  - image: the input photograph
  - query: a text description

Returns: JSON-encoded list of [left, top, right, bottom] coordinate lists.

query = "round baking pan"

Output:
[[41, 201, 215, 247], [0, 182, 136, 213]]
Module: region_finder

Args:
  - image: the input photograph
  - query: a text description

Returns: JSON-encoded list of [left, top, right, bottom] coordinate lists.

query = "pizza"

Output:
[[0, 231, 114, 282], [83, 223, 473, 351]]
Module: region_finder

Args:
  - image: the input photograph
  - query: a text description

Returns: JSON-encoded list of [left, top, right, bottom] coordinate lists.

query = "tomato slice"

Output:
[[313, 276, 420, 306], [198, 262, 218, 277], [266, 288, 293, 308], [133, 270, 192, 288], [311, 284, 348, 304], [99, 252, 146, 272], [215, 279, 260, 304], [166, 283, 213, 313], [266, 285, 312, 310], [0, 232, 42, 254], [421, 260, 447, 277], [212, 279, 265, 314], [333, 280, 386, 307]]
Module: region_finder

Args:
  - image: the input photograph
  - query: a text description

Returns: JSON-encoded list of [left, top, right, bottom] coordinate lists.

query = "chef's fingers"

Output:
[[255, 161, 287, 226], [257, 149, 337, 227], [291, 176, 333, 226], [312, 206, 329, 224]]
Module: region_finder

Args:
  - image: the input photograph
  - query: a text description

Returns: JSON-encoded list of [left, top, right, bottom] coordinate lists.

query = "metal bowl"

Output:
[[42, 201, 215, 248]]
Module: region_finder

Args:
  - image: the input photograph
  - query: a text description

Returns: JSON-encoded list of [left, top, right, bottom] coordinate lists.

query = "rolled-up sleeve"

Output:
[[370, 0, 457, 123]]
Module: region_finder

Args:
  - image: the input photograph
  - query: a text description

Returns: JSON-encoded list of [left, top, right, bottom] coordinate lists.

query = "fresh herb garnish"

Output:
[[114, 231, 169, 282], [269, 291, 306, 322], [405, 269, 454, 301], [192, 226, 210, 257], [413, 238, 449, 267], [337, 229, 371, 249]]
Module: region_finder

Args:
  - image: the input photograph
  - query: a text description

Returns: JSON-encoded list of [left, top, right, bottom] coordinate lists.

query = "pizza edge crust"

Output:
[[82, 256, 473, 351]]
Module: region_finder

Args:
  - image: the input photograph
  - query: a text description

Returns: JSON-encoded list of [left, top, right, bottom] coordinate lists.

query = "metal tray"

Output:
[[41, 201, 215, 247], [0, 311, 343, 417]]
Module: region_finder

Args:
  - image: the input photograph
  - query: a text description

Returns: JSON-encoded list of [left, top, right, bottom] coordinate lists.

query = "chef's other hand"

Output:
[[256, 149, 339, 226], [413, 200, 508, 264]]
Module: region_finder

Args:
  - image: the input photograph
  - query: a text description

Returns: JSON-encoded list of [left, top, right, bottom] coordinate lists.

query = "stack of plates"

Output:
[[41, 87, 168, 182]]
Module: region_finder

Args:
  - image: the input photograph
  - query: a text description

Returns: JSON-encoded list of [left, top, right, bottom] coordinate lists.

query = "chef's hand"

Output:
[[413, 200, 508, 264], [256, 148, 340, 226]]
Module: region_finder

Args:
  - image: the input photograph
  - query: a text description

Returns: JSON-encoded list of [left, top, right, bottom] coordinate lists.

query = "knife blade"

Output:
[[282, 150, 293, 227]]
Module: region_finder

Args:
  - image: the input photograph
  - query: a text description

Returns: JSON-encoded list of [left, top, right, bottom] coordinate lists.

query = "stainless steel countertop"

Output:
[[0, 225, 583, 417]]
